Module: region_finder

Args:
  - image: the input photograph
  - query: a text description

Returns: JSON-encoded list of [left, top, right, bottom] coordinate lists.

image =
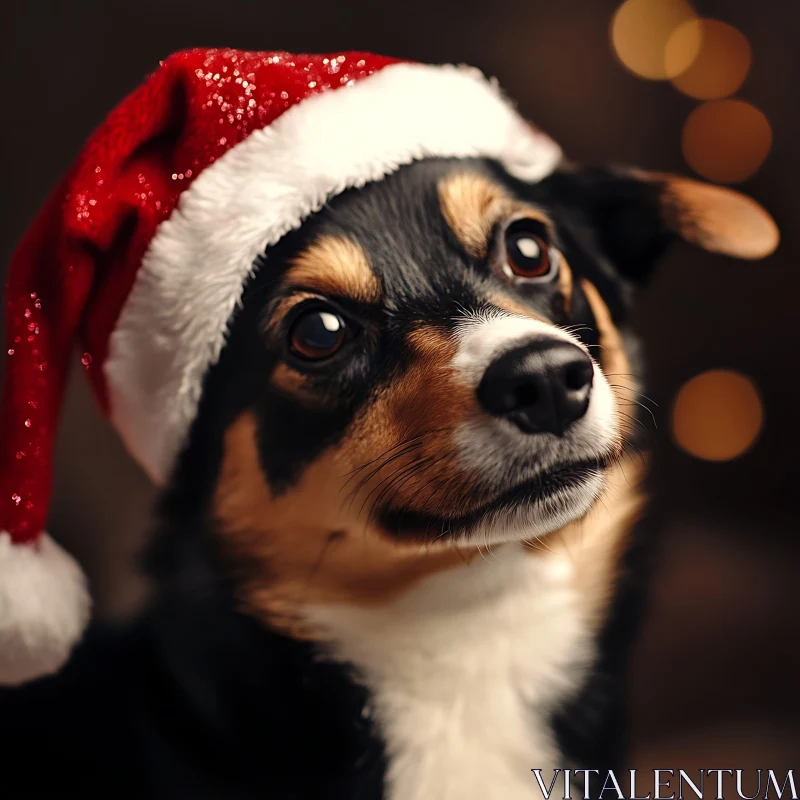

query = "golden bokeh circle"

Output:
[[611, 0, 697, 80], [662, 14, 705, 78], [682, 99, 772, 183], [667, 19, 752, 99], [672, 369, 763, 461]]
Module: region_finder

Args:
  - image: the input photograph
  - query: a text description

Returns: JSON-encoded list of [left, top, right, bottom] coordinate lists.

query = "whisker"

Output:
[[391, 456, 449, 513], [608, 385, 658, 428], [343, 441, 423, 509], [606, 383, 659, 408], [358, 457, 429, 522], [523, 536, 554, 556], [617, 409, 648, 432], [560, 324, 595, 336], [366, 461, 432, 526], [622, 439, 647, 468], [475, 543, 492, 563], [338, 431, 430, 484], [372, 454, 451, 532]]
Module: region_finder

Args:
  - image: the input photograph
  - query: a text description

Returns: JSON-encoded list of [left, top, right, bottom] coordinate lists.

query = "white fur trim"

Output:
[[0, 533, 90, 686], [105, 62, 563, 483]]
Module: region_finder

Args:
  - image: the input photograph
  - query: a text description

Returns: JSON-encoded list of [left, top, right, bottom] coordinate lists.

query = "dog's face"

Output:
[[199, 157, 776, 616], [252, 161, 622, 541]]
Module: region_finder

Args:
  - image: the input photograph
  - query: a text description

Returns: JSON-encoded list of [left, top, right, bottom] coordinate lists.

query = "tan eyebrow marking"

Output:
[[437, 171, 552, 259], [283, 234, 380, 303], [264, 235, 380, 339]]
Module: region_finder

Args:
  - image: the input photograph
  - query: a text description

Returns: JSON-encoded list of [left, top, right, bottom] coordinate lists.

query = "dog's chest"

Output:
[[306, 544, 592, 800]]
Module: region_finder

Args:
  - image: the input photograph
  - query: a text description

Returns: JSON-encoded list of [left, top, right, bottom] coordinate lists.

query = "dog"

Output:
[[0, 153, 776, 798]]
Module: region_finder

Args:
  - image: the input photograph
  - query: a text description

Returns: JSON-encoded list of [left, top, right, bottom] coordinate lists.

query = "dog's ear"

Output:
[[570, 166, 779, 284]]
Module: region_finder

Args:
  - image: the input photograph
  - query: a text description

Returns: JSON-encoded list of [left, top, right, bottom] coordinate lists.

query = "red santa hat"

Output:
[[0, 48, 562, 684]]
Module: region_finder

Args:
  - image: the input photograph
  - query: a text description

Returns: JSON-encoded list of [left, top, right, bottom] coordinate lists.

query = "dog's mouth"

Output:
[[378, 456, 610, 542]]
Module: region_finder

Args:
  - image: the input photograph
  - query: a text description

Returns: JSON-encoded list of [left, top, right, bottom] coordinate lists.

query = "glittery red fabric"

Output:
[[1, 49, 399, 543]]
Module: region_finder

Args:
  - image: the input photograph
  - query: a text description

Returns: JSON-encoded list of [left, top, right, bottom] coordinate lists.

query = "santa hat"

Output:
[[0, 48, 561, 684]]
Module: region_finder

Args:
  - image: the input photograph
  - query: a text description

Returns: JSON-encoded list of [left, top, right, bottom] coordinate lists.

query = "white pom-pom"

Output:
[[0, 532, 91, 685]]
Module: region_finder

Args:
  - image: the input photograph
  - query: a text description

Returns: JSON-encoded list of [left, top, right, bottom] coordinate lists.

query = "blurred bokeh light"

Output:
[[611, 0, 697, 80], [667, 19, 751, 99], [681, 99, 772, 183], [611, 0, 768, 184], [672, 369, 763, 461]]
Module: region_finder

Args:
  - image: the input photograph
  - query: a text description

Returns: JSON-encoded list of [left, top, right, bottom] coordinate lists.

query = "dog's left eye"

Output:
[[500, 218, 557, 283], [289, 307, 349, 361]]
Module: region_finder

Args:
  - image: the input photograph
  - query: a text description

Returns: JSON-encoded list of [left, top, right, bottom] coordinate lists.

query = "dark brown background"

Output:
[[3, 0, 799, 781]]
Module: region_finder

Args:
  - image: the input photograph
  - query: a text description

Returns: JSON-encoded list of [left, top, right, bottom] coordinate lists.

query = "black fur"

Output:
[[0, 157, 669, 798]]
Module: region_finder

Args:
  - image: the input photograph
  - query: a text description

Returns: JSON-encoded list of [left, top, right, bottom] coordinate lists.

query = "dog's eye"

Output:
[[289, 308, 349, 361], [502, 219, 556, 282]]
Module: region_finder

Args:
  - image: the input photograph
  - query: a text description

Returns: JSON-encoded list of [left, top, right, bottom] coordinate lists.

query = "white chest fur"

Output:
[[306, 544, 592, 800]]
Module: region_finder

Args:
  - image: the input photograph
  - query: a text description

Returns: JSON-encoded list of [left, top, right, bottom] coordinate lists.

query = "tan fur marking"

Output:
[[438, 172, 509, 258], [283, 234, 380, 302], [215, 412, 477, 636], [580, 278, 640, 450], [663, 177, 779, 259], [438, 172, 551, 258], [271, 363, 312, 399], [580, 279, 632, 379], [359, 326, 484, 515], [635, 170, 779, 260], [558, 258, 573, 316]]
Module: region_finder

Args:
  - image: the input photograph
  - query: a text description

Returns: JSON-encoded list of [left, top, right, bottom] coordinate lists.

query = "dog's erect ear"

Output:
[[565, 166, 779, 284]]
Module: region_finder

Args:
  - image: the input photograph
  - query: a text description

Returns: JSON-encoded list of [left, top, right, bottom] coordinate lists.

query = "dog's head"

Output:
[[173, 156, 775, 617]]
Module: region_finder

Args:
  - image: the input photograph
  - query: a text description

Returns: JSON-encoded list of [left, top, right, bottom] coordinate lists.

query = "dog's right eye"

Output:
[[502, 219, 556, 282], [289, 307, 349, 361]]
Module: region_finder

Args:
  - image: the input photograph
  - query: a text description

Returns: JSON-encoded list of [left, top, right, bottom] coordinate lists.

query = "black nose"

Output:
[[477, 340, 594, 436]]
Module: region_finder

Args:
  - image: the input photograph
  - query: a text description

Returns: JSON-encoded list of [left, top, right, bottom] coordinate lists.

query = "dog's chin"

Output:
[[379, 458, 608, 547]]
